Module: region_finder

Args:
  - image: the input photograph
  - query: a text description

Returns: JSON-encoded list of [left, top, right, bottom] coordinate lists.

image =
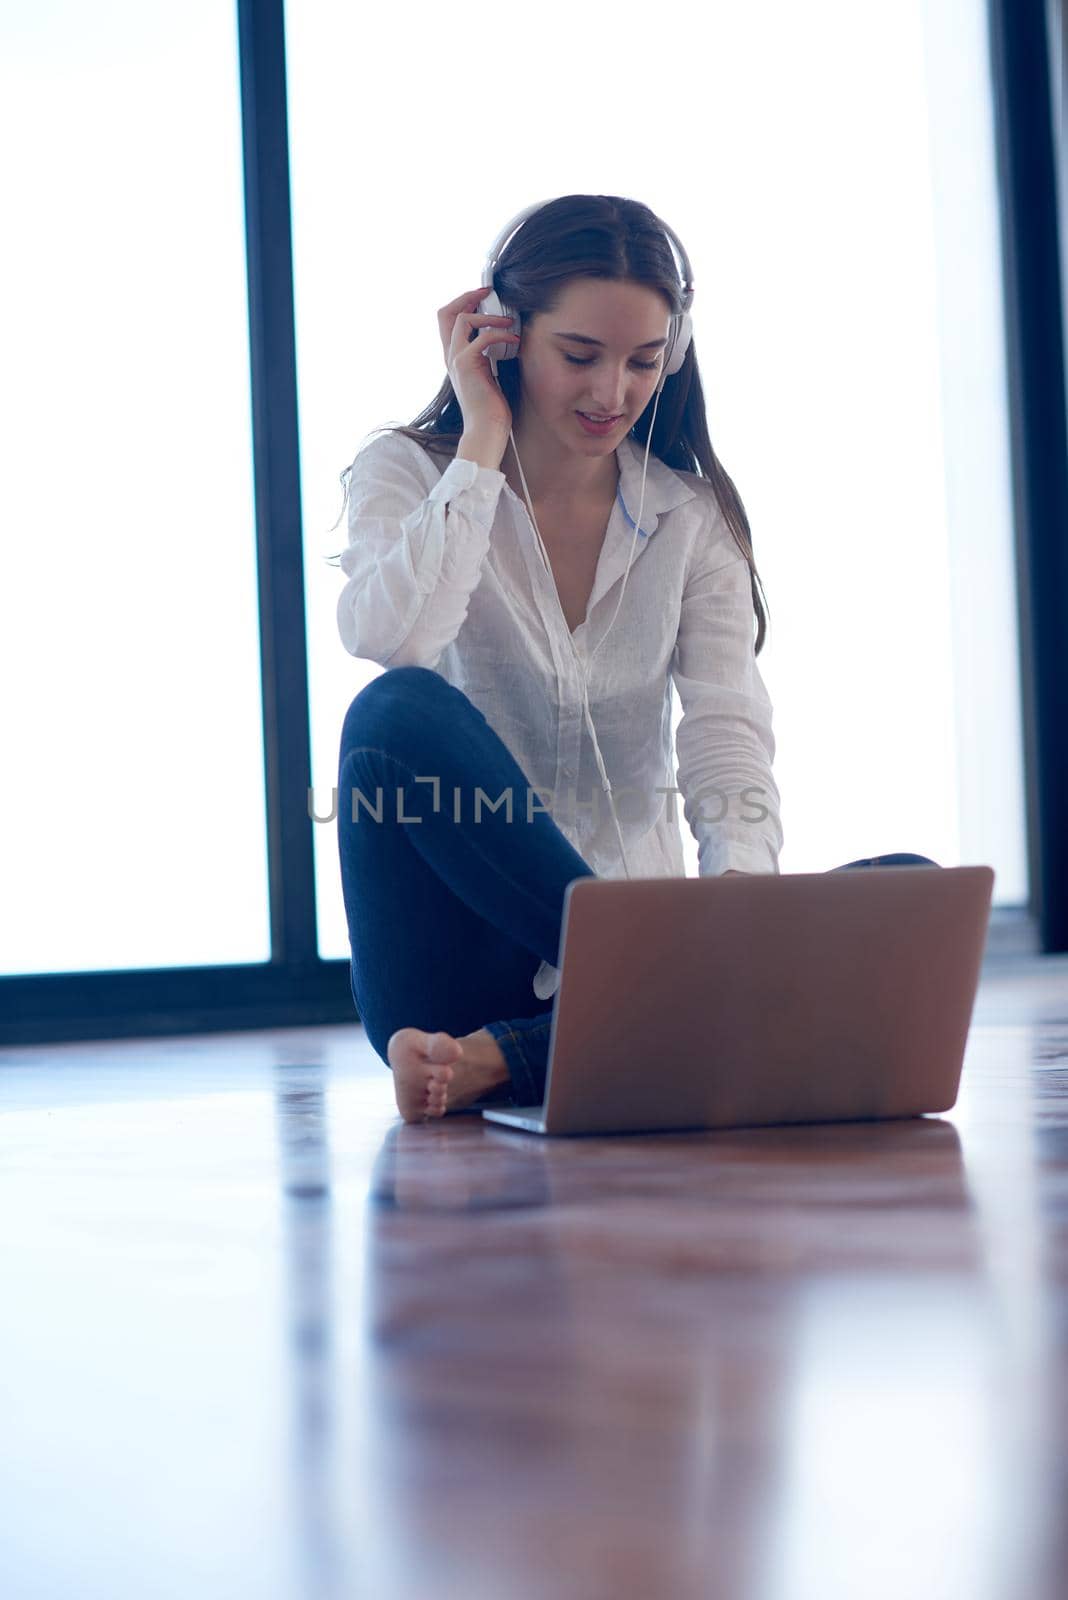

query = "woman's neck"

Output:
[[503, 420, 620, 507]]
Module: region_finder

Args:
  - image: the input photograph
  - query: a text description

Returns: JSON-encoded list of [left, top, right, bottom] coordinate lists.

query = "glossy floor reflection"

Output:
[[0, 954, 1066, 1600]]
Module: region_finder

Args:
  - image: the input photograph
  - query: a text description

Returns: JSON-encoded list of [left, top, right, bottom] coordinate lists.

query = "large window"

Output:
[[0, 2, 269, 976], [286, 0, 1027, 964], [0, 1, 1058, 1042]]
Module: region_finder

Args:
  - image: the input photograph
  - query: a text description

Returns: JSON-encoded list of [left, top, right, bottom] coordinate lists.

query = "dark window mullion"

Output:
[[237, 0, 318, 969], [988, 0, 1068, 952]]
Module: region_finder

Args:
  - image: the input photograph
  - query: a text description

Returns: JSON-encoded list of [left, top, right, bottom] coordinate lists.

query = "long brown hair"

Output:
[[326, 193, 770, 653]]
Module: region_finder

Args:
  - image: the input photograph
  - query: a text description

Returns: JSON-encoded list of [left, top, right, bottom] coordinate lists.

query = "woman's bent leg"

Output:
[[336, 667, 596, 1088]]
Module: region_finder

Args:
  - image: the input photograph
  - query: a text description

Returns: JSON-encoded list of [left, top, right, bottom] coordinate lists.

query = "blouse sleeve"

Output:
[[670, 511, 784, 877], [336, 432, 506, 670]]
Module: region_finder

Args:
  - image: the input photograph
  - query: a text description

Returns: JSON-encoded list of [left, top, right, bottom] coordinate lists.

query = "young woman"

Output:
[[330, 194, 937, 1125]]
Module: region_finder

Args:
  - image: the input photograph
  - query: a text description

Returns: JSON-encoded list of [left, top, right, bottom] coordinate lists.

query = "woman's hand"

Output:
[[438, 287, 518, 440]]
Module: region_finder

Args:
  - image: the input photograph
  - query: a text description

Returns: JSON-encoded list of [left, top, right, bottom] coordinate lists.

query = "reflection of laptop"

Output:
[[483, 866, 995, 1138]]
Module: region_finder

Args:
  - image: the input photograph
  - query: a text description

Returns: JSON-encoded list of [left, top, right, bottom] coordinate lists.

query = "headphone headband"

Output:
[[482, 198, 694, 310]]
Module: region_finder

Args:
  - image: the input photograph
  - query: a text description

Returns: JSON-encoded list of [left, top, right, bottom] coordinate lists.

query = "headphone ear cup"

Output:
[[479, 288, 521, 365], [662, 311, 692, 378]]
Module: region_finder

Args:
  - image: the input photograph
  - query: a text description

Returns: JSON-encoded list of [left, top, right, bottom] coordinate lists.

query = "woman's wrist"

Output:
[[456, 431, 508, 472]]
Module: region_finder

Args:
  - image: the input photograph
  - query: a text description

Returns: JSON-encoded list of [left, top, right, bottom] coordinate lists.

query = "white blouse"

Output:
[[336, 429, 784, 998]]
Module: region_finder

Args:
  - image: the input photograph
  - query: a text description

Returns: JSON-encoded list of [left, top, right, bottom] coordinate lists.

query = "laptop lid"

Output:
[[512, 866, 995, 1137]]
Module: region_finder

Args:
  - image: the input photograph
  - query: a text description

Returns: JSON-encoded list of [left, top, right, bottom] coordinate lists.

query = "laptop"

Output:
[[482, 865, 995, 1137]]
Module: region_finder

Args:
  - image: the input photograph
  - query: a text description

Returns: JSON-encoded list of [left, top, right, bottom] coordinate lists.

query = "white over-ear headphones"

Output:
[[472, 200, 697, 924]]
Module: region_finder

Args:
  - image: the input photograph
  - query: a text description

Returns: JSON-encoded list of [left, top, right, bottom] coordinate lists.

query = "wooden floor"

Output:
[[1, 951, 1066, 1600]]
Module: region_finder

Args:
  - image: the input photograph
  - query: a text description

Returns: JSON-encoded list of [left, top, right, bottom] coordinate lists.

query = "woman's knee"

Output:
[[340, 666, 457, 761], [343, 665, 443, 728]]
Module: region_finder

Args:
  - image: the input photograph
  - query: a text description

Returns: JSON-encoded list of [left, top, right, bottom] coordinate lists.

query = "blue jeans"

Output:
[[336, 666, 941, 1108]]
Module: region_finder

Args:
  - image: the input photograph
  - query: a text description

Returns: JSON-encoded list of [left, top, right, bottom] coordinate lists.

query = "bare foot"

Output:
[[386, 1026, 511, 1124]]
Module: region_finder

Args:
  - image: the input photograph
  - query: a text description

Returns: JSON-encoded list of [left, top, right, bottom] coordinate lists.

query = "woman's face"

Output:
[[513, 276, 673, 454]]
